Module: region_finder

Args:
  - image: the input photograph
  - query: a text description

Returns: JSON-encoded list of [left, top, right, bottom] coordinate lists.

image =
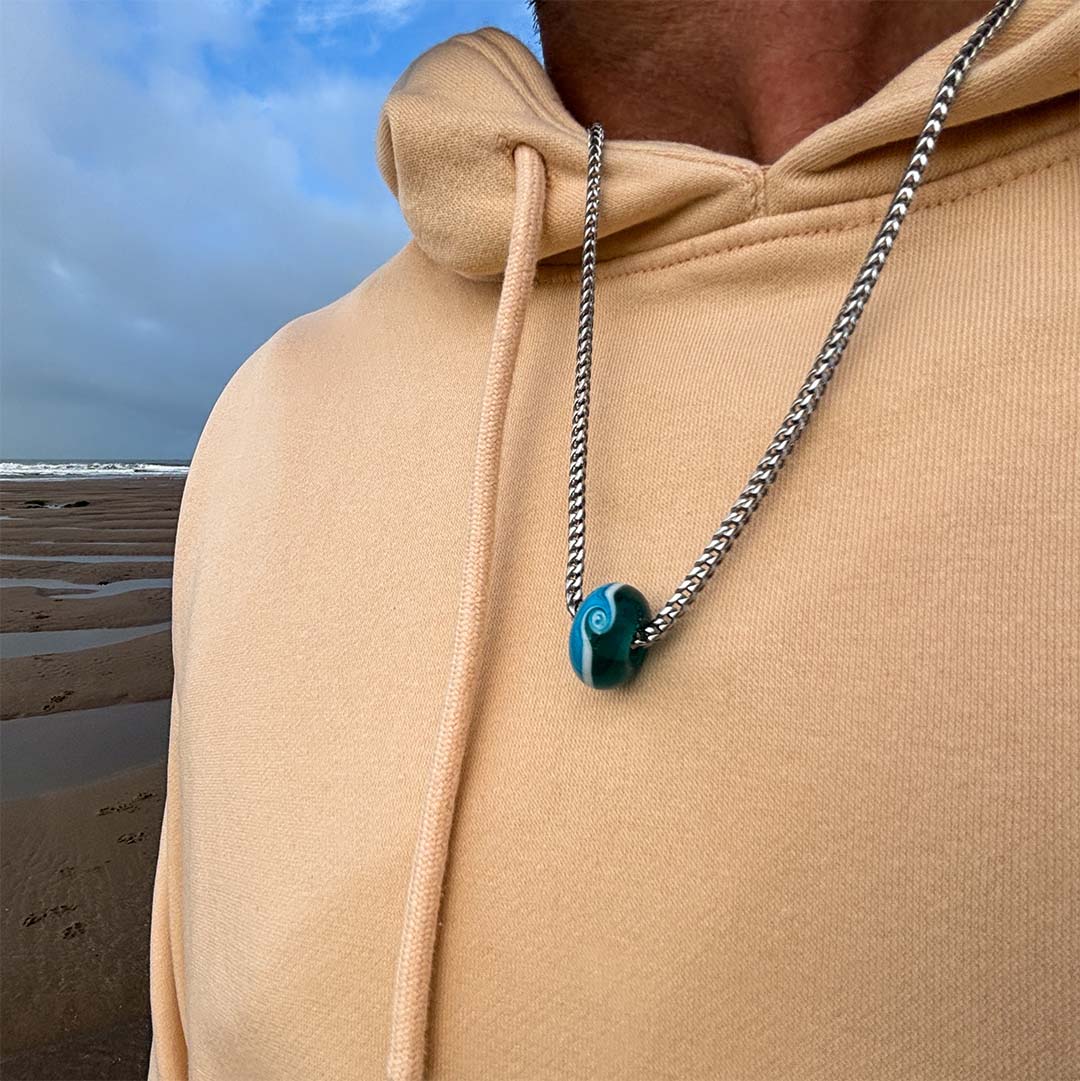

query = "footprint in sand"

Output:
[[99, 791, 158, 816], [61, 922, 86, 939], [117, 831, 145, 845], [22, 903, 78, 928]]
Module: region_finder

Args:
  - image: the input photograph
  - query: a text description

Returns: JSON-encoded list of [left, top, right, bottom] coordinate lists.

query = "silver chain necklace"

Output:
[[565, 0, 1023, 690]]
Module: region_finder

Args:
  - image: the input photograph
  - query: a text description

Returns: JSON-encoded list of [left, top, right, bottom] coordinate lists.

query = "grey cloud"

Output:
[[0, 0, 409, 458]]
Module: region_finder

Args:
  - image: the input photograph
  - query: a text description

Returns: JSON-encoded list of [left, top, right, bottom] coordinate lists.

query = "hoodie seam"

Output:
[[537, 151, 1075, 283]]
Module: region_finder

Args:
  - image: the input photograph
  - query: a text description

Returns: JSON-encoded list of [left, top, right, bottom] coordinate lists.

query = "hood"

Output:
[[377, 0, 1078, 278]]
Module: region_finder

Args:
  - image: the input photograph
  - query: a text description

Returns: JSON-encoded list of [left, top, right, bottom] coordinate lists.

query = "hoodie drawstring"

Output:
[[386, 143, 547, 1081]]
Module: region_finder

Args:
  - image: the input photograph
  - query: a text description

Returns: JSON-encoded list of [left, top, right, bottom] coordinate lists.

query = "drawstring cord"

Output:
[[386, 143, 547, 1081]]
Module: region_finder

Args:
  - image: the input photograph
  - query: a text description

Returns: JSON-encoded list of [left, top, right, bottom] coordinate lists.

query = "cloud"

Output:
[[295, 0, 420, 34], [0, 0, 410, 459]]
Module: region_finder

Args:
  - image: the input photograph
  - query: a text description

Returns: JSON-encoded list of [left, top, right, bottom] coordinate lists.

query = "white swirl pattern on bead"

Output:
[[577, 582, 620, 687]]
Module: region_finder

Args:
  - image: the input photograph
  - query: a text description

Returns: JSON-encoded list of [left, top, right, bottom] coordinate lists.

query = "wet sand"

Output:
[[1, 475, 183, 1080], [1, 630, 173, 709], [1, 479, 180, 719], [1, 763, 165, 1079], [1, 586, 172, 634]]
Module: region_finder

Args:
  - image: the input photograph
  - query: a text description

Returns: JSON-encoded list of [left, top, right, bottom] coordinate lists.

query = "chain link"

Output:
[[565, 0, 1023, 648], [566, 122, 605, 616]]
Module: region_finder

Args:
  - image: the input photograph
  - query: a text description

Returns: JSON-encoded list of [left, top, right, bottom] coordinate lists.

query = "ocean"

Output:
[[0, 459, 190, 479]]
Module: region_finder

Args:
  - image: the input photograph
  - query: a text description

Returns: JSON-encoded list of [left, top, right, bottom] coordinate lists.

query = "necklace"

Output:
[[566, 0, 1023, 690]]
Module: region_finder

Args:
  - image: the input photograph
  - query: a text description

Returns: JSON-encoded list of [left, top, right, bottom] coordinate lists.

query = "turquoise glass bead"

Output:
[[568, 582, 651, 689]]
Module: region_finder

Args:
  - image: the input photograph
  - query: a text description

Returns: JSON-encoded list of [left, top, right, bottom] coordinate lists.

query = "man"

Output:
[[148, 1, 1079, 1078]]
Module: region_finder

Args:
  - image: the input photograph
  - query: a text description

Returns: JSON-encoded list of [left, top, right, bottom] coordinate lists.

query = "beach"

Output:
[[1, 471, 184, 1081]]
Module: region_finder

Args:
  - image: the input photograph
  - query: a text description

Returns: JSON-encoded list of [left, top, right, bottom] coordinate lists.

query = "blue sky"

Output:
[[0, 0, 539, 460]]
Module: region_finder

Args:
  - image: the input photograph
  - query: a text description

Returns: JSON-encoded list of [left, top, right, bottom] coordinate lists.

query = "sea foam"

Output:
[[0, 460, 190, 478]]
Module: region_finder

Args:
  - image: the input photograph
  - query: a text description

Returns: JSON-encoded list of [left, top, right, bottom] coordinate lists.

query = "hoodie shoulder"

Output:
[[176, 242, 496, 560], [200, 244, 475, 435], [231, 245, 429, 387]]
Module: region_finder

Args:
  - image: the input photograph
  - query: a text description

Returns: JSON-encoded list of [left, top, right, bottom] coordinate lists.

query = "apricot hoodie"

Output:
[[148, 4, 1080, 1079]]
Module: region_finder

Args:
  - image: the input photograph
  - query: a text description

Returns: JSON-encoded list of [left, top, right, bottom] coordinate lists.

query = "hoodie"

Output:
[[148, 4, 1080, 1079]]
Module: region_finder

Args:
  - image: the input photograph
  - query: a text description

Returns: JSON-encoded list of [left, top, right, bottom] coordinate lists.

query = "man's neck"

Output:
[[535, 0, 988, 164]]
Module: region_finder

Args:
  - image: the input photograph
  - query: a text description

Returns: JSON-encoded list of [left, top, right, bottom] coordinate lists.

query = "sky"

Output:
[[0, 0, 539, 461]]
